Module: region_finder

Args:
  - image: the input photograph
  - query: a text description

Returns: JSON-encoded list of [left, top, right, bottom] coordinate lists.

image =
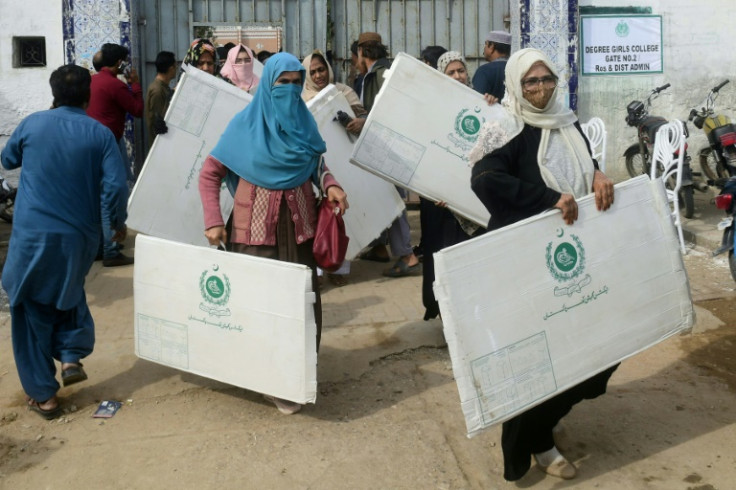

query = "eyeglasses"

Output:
[[521, 75, 557, 90]]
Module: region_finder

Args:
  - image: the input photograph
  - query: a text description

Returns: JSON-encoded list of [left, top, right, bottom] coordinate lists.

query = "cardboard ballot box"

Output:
[[433, 176, 693, 436], [134, 235, 318, 404], [350, 52, 505, 227], [127, 67, 250, 247], [306, 85, 405, 259]]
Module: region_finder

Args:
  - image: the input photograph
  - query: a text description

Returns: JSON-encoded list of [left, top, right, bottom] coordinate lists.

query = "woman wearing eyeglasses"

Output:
[[469, 48, 617, 482], [219, 44, 260, 93]]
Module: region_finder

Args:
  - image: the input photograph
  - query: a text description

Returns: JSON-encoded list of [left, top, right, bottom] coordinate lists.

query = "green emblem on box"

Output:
[[199, 265, 231, 317], [455, 108, 482, 143], [546, 232, 585, 282]]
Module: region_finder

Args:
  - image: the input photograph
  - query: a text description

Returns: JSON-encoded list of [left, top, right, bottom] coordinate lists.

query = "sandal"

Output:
[[327, 273, 348, 287], [61, 362, 88, 387], [27, 397, 63, 420], [382, 259, 421, 278]]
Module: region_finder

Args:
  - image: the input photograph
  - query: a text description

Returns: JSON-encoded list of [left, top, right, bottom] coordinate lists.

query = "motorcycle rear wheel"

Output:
[[625, 147, 649, 178], [699, 148, 729, 182], [729, 251, 736, 282]]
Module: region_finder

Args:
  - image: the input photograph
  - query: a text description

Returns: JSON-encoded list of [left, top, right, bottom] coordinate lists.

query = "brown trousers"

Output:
[[231, 202, 322, 350]]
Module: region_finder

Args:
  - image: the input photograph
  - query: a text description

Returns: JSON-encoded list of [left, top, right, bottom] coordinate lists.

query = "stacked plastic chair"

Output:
[[650, 119, 687, 254], [581, 117, 607, 173]]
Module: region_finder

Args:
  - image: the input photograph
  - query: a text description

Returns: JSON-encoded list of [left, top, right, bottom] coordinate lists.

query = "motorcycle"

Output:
[[689, 80, 736, 280], [0, 176, 15, 223], [624, 83, 698, 218], [688, 80, 736, 183]]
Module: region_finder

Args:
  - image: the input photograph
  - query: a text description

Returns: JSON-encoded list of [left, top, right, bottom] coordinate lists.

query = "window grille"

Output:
[[13, 37, 46, 68]]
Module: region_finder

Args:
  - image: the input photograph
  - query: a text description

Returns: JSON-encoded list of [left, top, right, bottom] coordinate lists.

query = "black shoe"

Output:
[[61, 363, 88, 387], [103, 253, 134, 267]]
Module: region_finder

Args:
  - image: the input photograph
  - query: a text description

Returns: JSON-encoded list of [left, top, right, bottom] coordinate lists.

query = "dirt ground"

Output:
[[1, 218, 735, 490]]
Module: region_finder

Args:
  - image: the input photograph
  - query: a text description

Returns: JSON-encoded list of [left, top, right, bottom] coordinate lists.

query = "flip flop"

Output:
[[27, 398, 63, 420], [382, 260, 422, 278], [358, 249, 391, 263], [61, 363, 88, 387]]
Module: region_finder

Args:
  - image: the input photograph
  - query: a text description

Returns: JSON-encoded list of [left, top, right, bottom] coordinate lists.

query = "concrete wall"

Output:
[[577, 0, 736, 181], [0, 2, 64, 146]]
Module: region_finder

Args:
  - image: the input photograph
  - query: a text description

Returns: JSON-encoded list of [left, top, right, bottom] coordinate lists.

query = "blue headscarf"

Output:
[[211, 52, 327, 190]]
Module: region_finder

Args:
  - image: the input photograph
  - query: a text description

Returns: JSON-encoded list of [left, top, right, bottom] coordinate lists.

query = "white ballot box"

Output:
[[134, 235, 318, 404], [350, 52, 504, 226], [127, 67, 252, 246], [433, 176, 693, 436], [307, 85, 405, 259]]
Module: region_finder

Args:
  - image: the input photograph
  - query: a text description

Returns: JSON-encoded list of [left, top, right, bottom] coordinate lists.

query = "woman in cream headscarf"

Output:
[[470, 48, 616, 482], [300, 51, 367, 287], [302, 51, 367, 135]]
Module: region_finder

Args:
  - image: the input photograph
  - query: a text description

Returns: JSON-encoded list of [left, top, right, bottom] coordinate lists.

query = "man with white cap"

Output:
[[472, 30, 512, 101]]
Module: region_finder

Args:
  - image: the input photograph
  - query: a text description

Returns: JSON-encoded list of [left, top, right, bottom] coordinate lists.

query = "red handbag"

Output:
[[313, 197, 349, 272]]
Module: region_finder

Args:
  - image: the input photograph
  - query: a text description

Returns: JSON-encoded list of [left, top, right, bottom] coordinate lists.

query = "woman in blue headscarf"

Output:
[[199, 52, 348, 415]]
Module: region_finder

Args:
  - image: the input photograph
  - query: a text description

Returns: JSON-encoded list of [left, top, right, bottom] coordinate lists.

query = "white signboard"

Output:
[[306, 85, 405, 259], [581, 15, 663, 75], [127, 67, 251, 246], [134, 234, 317, 404], [350, 52, 500, 227], [433, 176, 693, 436]]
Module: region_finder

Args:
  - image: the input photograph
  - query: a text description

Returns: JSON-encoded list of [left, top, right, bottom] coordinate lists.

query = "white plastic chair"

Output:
[[581, 117, 607, 173], [650, 119, 687, 254]]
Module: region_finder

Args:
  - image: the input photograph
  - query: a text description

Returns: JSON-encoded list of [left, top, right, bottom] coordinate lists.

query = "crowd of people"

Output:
[[1, 28, 620, 482]]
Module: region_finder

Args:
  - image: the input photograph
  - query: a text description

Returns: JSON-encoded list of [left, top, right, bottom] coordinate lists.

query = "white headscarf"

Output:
[[469, 48, 595, 199], [437, 51, 472, 88]]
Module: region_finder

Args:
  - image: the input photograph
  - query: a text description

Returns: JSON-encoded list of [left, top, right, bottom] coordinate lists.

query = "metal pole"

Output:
[[402, 0, 406, 55], [188, 0, 194, 40], [372, 0, 376, 31], [387, 0, 392, 54], [445, 0, 451, 49], [460, 0, 465, 59], [430, 0, 435, 46], [475, 0, 480, 58], [416, 0, 421, 53], [281, 0, 286, 40], [156, 0, 162, 51], [296, 0, 301, 56]]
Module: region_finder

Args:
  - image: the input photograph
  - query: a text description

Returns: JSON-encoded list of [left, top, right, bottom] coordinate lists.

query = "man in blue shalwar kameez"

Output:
[[1, 64, 129, 419]]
